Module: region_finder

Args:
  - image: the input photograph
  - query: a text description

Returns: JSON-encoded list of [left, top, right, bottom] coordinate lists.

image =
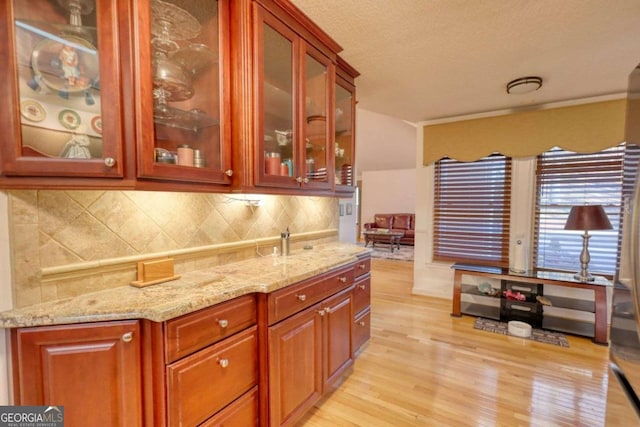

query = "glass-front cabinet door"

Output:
[[302, 44, 333, 191], [135, 0, 231, 184], [334, 72, 356, 194], [255, 6, 333, 191], [0, 0, 125, 178], [255, 8, 298, 189]]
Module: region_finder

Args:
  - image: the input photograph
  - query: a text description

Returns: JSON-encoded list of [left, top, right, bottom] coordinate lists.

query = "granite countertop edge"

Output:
[[0, 243, 372, 328]]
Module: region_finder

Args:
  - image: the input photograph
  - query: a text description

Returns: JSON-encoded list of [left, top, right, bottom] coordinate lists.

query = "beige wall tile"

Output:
[[8, 190, 338, 307]]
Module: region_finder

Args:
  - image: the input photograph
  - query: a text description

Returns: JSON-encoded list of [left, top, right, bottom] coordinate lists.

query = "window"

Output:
[[433, 154, 512, 266], [533, 144, 640, 276]]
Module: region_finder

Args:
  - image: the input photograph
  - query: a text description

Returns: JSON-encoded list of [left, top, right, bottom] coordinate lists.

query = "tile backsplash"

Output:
[[7, 190, 338, 307]]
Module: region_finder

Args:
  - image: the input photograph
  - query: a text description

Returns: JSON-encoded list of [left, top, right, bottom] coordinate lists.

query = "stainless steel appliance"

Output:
[[606, 64, 640, 425]]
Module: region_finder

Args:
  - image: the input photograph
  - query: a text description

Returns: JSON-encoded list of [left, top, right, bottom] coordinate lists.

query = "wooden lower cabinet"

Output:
[[267, 287, 353, 426], [9, 256, 372, 427], [11, 320, 143, 427]]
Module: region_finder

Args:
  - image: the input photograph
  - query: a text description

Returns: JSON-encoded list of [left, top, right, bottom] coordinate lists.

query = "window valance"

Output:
[[422, 99, 626, 164]]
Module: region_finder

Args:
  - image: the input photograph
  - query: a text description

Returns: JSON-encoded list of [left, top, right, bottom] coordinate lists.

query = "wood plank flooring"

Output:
[[296, 259, 611, 426]]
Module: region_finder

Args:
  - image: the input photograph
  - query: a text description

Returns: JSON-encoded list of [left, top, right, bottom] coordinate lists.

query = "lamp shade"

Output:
[[564, 205, 613, 231]]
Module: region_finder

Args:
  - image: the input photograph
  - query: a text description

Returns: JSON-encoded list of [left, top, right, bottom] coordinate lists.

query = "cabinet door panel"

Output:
[[135, 0, 232, 184], [1, 0, 125, 178], [254, 6, 300, 189], [268, 304, 322, 426], [12, 320, 142, 427], [323, 289, 353, 387], [334, 72, 356, 192], [300, 43, 333, 191]]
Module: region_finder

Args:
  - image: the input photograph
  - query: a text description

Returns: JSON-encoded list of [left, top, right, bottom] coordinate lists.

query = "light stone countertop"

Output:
[[0, 243, 371, 328]]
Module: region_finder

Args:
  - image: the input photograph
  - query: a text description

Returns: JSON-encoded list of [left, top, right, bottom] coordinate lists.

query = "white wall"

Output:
[[355, 108, 416, 179], [338, 192, 358, 243], [0, 192, 13, 404], [361, 169, 417, 227]]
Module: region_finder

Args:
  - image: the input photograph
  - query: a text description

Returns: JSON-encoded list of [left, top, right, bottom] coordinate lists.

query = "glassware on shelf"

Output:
[[153, 106, 219, 132], [150, 0, 201, 56], [170, 43, 217, 77]]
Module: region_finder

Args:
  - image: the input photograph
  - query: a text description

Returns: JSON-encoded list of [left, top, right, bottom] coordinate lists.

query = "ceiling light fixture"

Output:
[[506, 76, 543, 94]]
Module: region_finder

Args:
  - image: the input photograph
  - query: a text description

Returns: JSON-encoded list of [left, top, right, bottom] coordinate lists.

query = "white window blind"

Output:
[[533, 145, 640, 276], [433, 155, 512, 266]]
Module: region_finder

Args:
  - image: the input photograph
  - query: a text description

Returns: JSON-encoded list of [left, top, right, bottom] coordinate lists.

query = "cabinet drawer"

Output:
[[167, 326, 258, 427], [201, 386, 259, 427], [353, 257, 371, 278], [353, 275, 371, 316], [165, 294, 256, 363], [268, 265, 354, 325], [353, 308, 371, 354]]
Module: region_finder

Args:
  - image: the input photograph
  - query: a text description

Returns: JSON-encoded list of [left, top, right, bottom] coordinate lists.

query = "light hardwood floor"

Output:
[[297, 259, 612, 427]]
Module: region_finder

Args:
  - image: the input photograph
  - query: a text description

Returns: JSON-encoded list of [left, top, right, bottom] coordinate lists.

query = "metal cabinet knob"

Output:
[[302, 177, 309, 184], [358, 321, 366, 327], [218, 319, 228, 328], [339, 276, 347, 283], [358, 264, 366, 269], [316, 309, 325, 316], [296, 176, 303, 183], [121, 332, 133, 342], [324, 307, 331, 315], [104, 157, 116, 168], [297, 294, 307, 302], [358, 284, 366, 290], [225, 169, 233, 177], [219, 359, 229, 368]]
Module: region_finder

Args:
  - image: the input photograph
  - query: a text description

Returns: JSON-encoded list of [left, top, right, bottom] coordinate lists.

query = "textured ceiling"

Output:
[[290, 0, 640, 123]]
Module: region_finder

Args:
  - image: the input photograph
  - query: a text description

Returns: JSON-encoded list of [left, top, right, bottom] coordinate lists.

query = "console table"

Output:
[[451, 263, 611, 345]]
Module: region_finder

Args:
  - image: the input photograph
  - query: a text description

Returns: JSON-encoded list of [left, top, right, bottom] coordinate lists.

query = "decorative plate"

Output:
[[58, 109, 81, 130], [31, 35, 99, 93], [91, 115, 102, 134], [20, 99, 46, 122]]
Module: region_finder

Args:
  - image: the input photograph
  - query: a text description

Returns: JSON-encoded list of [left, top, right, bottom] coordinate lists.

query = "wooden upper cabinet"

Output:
[[334, 57, 359, 195], [0, 0, 126, 179], [252, 2, 337, 193], [133, 0, 233, 185]]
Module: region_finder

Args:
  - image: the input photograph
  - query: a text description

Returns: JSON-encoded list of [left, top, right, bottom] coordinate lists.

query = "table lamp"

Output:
[[564, 205, 612, 282]]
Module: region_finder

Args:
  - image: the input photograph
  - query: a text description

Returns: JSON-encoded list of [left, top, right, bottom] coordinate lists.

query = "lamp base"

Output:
[[574, 272, 595, 282]]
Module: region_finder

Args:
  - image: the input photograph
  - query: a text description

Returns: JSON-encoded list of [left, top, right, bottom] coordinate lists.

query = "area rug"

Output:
[[361, 244, 414, 262], [473, 317, 569, 347]]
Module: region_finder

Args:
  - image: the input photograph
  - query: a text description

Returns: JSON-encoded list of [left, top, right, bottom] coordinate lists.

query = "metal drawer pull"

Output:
[[297, 294, 307, 302], [121, 332, 133, 343], [339, 276, 347, 283], [358, 264, 366, 269], [324, 307, 331, 314], [219, 359, 229, 368], [358, 321, 366, 327], [358, 284, 366, 290], [218, 319, 228, 328], [316, 309, 325, 316]]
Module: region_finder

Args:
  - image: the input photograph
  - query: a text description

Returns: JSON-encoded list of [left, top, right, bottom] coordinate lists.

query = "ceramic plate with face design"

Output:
[[31, 35, 99, 93]]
